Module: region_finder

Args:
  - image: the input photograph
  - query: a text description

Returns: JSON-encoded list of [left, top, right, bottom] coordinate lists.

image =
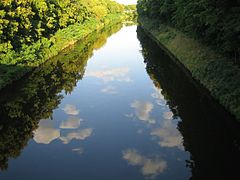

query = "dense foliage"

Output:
[[137, 0, 240, 60], [124, 4, 138, 22], [137, 1, 240, 119], [0, 0, 123, 51], [0, 0, 125, 89]]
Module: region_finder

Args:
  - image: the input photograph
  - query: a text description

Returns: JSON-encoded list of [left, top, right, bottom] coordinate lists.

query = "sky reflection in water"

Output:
[[0, 26, 190, 180]]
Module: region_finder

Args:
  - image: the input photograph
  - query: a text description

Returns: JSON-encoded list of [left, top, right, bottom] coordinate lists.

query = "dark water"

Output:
[[0, 25, 240, 180]]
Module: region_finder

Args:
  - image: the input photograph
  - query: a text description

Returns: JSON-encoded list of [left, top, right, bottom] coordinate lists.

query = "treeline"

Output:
[[137, 0, 240, 59], [0, 0, 125, 89], [0, 0, 124, 52]]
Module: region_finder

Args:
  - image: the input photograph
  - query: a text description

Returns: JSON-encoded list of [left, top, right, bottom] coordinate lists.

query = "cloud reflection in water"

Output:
[[62, 104, 80, 116], [151, 112, 183, 149], [101, 85, 118, 94], [151, 87, 165, 106], [60, 128, 93, 144], [86, 67, 132, 83], [131, 101, 155, 124], [34, 119, 60, 144], [123, 149, 167, 179], [60, 117, 81, 129], [34, 104, 93, 145]]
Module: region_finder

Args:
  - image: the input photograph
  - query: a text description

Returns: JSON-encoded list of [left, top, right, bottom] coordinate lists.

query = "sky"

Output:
[[114, 0, 137, 5]]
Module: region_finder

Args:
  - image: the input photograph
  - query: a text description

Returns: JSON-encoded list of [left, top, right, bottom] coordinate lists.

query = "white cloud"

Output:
[[151, 87, 165, 106], [62, 104, 79, 116], [60, 117, 81, 129], [151, 114, 183, 149], [163, 111, 174, 120], [60, 128, 93, 144], [34, 119, 60, 144], [86, 67, 132, 83], [101, 85, 118, 94], [131, 101, 155, 124], [123, 149, 167, 178]]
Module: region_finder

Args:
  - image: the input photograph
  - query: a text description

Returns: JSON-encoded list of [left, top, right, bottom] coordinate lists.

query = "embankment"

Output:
[[139, 17, 240, 120]]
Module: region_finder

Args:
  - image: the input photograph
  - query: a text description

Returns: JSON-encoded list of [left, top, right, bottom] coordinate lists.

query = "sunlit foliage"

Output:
[[0, 0, 123, 51], [0, 0, 125, 89]]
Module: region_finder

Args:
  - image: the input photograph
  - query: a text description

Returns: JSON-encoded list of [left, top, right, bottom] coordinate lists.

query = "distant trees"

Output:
[[124, 4, 137, 22], [137, 0, 240, 60]]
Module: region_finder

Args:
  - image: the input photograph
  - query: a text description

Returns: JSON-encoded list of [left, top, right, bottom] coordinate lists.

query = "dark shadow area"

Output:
[[0, 23, 123, 171], [137, 27, 240, 180], [0, 64, 33, 90]]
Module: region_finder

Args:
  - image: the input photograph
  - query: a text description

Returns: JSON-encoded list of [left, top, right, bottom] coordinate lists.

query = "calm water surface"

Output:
[[0, 25, 240, 180]]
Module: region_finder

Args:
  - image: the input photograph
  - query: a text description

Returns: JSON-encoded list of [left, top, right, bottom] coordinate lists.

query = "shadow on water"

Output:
[[0, 23, 123, 171], [0, 64, 32, 89], [137, 27, 240, 180]]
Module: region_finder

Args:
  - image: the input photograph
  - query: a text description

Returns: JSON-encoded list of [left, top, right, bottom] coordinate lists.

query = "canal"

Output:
[[0, 24, 240, 180]]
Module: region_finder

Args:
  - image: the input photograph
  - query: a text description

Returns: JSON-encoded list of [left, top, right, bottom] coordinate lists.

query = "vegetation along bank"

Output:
[[0, 0, 128, 89], [137, 0, 240, 120]]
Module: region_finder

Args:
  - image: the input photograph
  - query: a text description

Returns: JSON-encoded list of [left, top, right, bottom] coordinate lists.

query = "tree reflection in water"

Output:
[[137, 27, 240, 180], [0, 23, 123, 171]]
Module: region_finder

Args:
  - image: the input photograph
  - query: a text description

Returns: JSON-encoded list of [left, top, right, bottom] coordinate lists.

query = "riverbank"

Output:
[[0, 14, 124, 90], [138, 17, 240, 120]]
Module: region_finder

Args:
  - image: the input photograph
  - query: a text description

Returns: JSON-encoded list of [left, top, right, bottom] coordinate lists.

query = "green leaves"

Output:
[[0, 0, 124, 53], [137, 0, 240, 58]]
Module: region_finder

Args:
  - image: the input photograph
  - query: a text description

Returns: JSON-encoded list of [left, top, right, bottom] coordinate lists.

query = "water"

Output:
[[0, 25, 240, 180]]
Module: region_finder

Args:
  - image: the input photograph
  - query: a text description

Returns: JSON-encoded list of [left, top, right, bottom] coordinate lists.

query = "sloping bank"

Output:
[[139, 17, 240, 120], [0, 14, 124, 90]]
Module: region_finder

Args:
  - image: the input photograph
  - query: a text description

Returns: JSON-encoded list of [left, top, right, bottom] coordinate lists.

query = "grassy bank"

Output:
[[0, 14, 124, 90], [139, 17, 240, 120]]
